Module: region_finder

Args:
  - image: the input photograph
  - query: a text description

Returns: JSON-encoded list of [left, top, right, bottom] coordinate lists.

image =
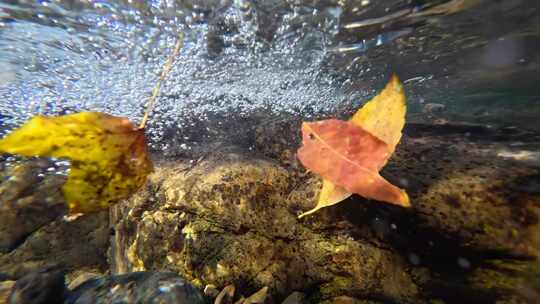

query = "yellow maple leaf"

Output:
[[350, 74, 407, 155], [0, 112, 153, 214], [299, 74, 408, 218]]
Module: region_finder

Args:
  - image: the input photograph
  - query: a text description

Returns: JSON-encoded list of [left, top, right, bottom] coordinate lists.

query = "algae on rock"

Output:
[[109, 151, 420, 302], [108, 123, 540, 302]]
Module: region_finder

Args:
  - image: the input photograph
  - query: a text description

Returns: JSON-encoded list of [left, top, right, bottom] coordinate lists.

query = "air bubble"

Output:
[[408, 253, 421, 265], [457, 257, 471, 269]]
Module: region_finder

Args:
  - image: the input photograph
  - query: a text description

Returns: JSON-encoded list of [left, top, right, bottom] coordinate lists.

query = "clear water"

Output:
[[2, 0, 539, 152], [1, 0, 540, 301]]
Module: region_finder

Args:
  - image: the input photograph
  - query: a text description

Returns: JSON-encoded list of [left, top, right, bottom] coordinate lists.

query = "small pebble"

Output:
[[204, 284, 219, 298], [281, 291, 305, 304]]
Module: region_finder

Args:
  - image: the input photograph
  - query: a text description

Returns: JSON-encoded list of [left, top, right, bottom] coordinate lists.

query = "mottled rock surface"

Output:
[[110, 151, 419, 302], [388, 124, 540, 257], [110, 121, 540, 303]]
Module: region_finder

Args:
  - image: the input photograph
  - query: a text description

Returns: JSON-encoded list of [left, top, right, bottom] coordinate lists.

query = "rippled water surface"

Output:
[[1, 0, 539, 154]]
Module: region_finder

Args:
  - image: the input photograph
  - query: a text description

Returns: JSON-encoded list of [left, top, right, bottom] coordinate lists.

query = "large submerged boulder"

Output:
[[110, 150, 419, 302], [110, 121, 540, 303]]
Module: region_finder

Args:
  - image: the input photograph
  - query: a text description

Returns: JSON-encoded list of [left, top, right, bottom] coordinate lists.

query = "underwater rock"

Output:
[[281, 291, 305, 304], [214, 284, 235, 304], [0, 210, 109, 279], [325, 296, 385, 304], [389, 125, 540, 257], [348, 123, 540, 303], [0, 280, 15, 304], [67, 270, 102, 290], [242, 286, 269, 304], [109, 151, 420, 302], [212, 284, 274, 304], [258, 118, 540, 257], [203, 284, 220, 298], [422, 103, 446, 115], [66, 271, 205, 304], [8, 266, 67, 304], [0, 159, 67, 253], [110, 120, 540, 302]]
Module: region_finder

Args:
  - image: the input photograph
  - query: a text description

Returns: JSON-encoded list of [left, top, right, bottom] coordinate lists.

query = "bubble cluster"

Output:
[[1, 0, 539, 152], [0, 0, 352, 152]]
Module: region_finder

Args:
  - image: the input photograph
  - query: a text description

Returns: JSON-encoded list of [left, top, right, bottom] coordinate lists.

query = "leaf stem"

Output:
[[139, 32, 184, 130]]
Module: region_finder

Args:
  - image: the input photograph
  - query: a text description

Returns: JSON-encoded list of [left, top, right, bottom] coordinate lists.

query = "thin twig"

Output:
[[139, 32, 184, 129]]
